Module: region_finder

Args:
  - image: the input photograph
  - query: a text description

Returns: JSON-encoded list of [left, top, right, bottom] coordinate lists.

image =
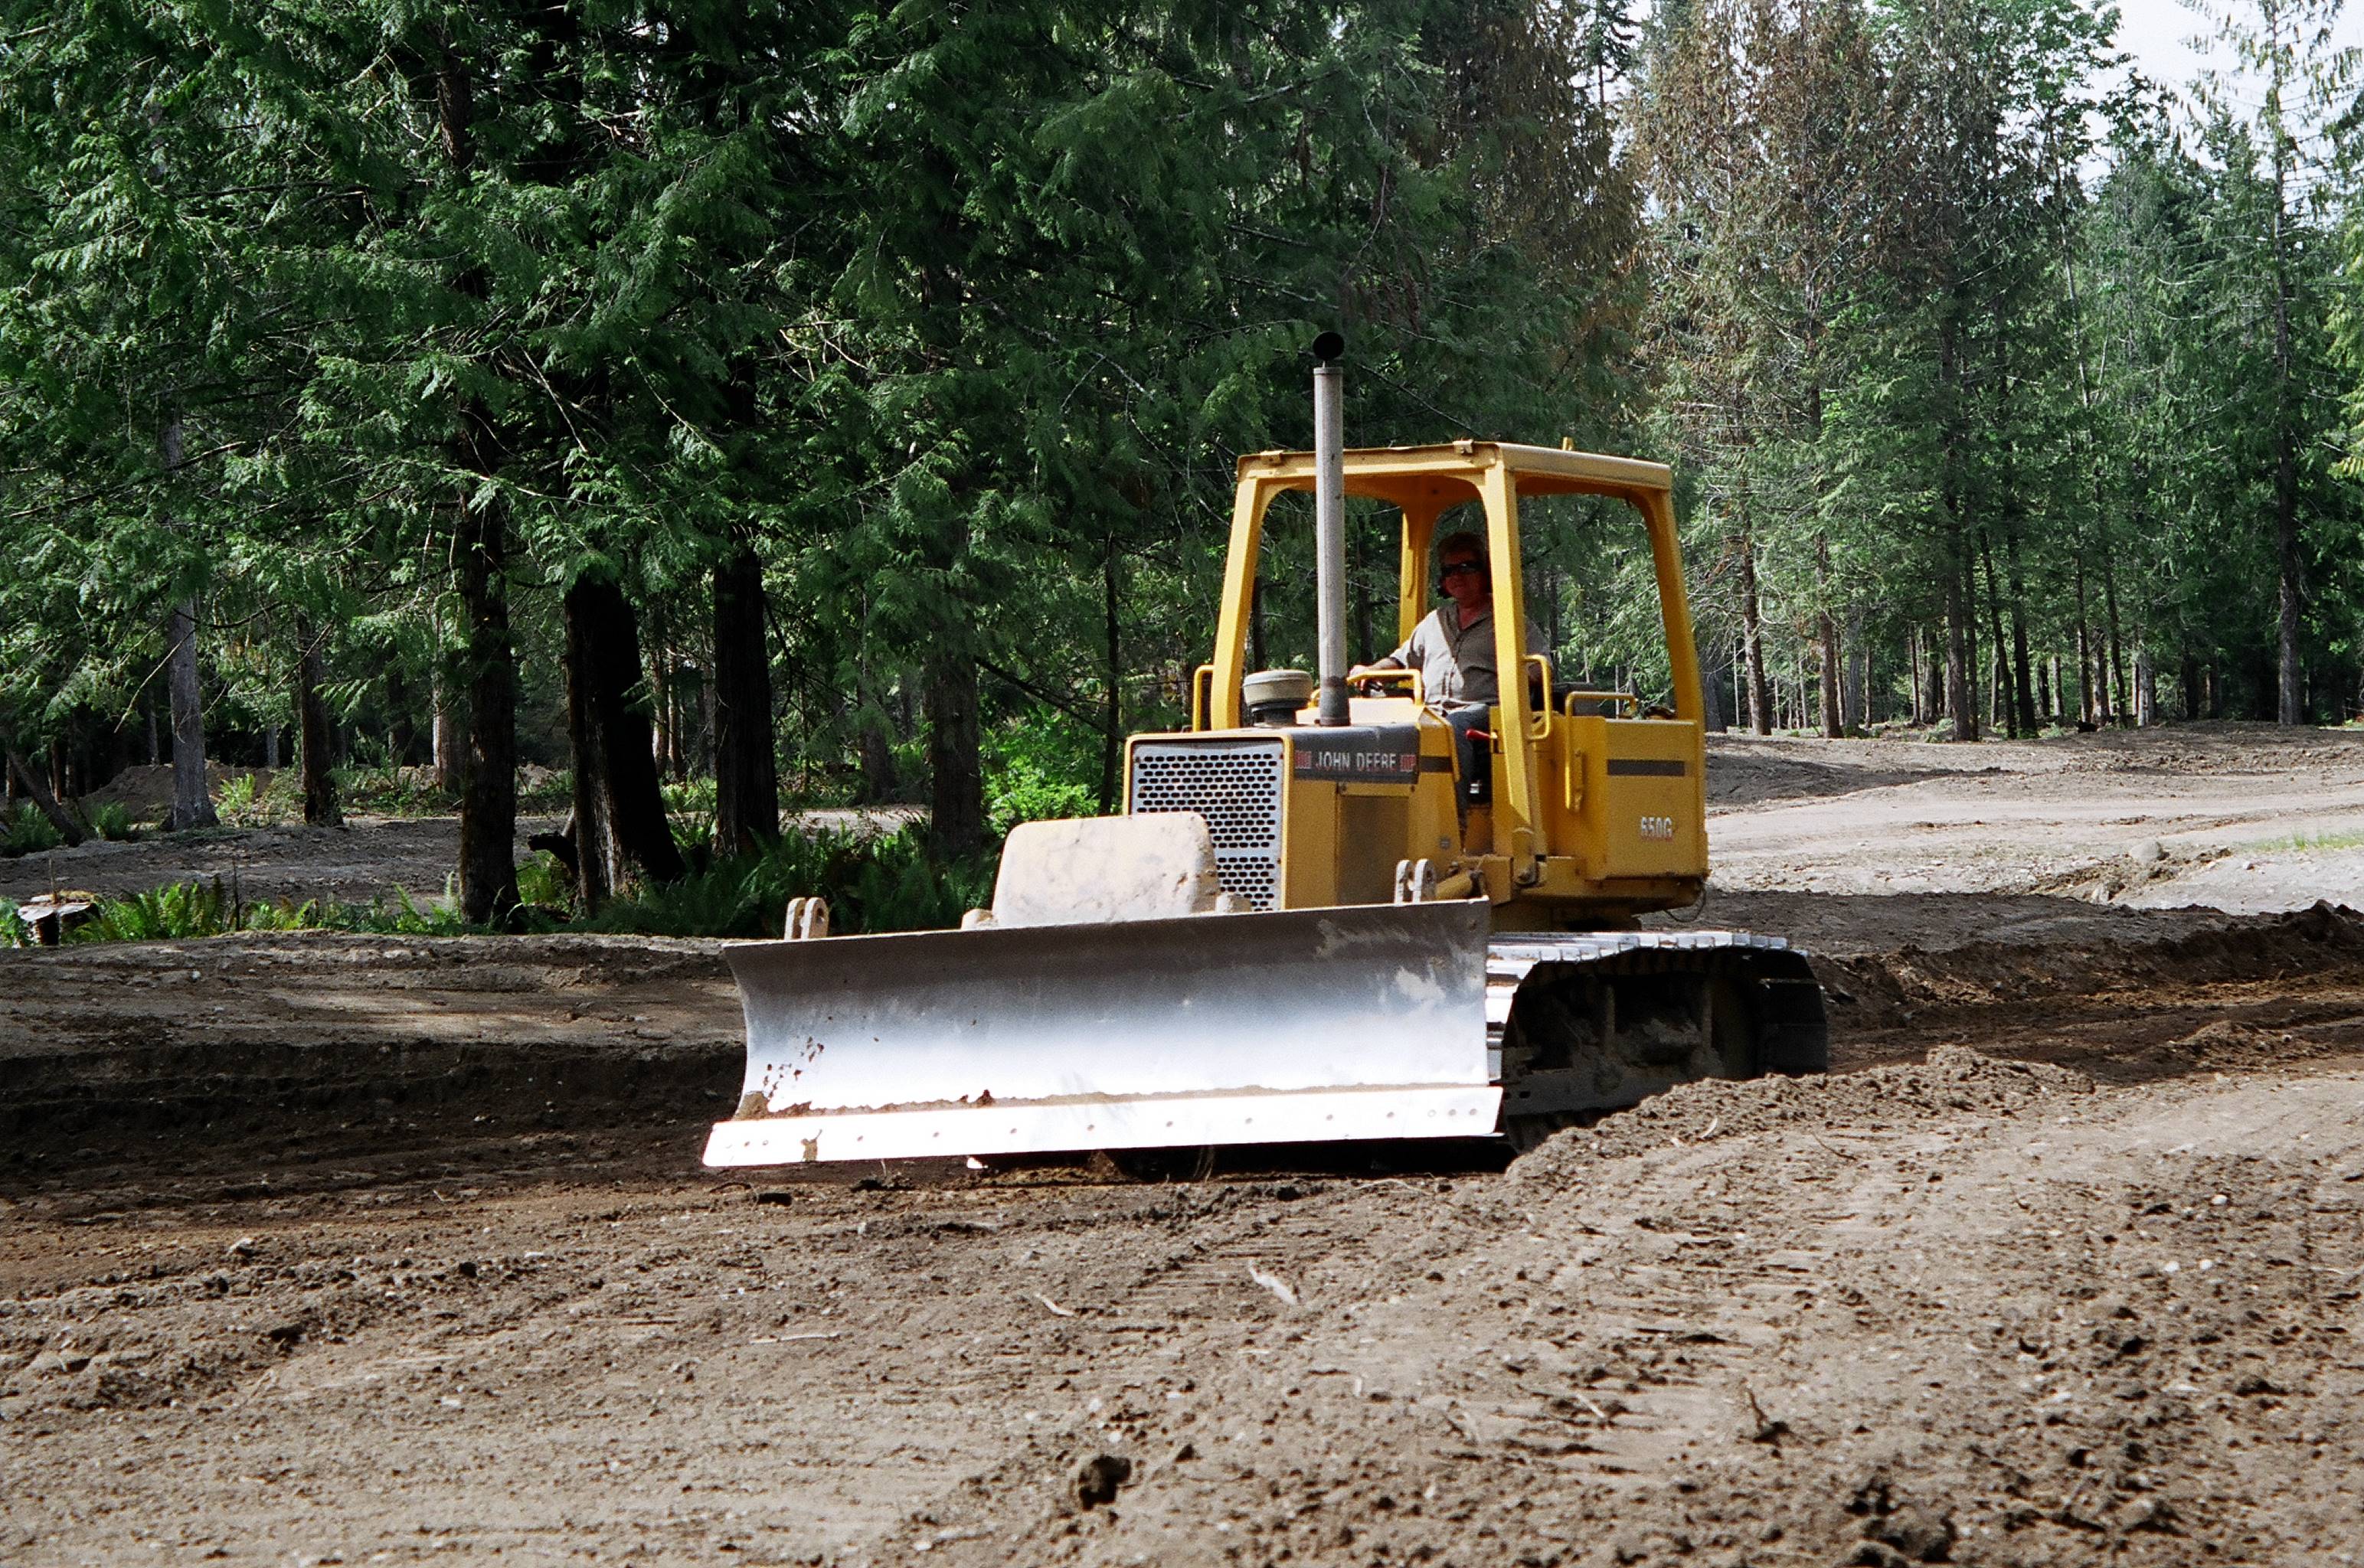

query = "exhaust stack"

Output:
[[1312, 332, 1349, 727]]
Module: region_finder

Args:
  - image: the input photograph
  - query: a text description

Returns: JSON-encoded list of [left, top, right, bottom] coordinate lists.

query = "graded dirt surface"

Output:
[[1705, 723, 2364, 916], [6, 728, 2364, 1566]]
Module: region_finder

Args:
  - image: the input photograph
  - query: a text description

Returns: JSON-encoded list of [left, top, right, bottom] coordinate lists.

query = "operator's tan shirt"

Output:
[[1388, 604, 1543, 704]]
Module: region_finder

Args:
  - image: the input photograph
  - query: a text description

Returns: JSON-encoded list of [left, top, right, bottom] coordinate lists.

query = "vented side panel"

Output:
[[1130, 740, 1286, 910]]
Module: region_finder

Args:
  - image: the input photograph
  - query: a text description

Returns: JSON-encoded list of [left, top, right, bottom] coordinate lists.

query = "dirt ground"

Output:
[[5, 727, 2364, 1566]]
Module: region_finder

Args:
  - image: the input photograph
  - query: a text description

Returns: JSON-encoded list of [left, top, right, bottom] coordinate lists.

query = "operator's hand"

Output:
[[1347, 663, 1394, 696]]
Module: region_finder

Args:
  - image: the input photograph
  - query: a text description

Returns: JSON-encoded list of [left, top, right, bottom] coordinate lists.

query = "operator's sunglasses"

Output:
[[1439, 560, 1483, 578]]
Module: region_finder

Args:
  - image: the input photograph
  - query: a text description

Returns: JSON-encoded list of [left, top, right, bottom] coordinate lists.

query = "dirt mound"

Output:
[[0, 932, 742, 1195], [2035, 718, 2364, 776], [1509, 1045, 2091, 1181], [77, 763, 272, 822], [1823, 899, 2364, 1025]]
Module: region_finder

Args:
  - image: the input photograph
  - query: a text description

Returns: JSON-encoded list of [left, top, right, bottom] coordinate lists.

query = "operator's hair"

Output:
[[1436, 529, 1487, 566]]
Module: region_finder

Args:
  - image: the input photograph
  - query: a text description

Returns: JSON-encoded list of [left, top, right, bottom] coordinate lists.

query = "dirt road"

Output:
[[5, 728, 2363, 1566]]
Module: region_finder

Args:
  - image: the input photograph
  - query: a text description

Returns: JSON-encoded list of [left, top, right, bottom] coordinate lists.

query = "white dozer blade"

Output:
[[703, 899, 1499, 1168]]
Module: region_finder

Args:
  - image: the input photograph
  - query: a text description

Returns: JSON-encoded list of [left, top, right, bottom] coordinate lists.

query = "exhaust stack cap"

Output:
[[1312, 330, 1345, 365]]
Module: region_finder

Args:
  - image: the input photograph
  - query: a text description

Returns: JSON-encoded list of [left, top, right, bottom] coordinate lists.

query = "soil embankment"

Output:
[[4, 728, 2362, 1565]]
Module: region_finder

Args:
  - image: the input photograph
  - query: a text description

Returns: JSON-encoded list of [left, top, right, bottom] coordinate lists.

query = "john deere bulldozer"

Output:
[[705, 341, 1826, 1171]]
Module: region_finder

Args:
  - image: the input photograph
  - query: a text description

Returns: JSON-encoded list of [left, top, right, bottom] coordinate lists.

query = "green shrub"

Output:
[[986, 711, 1102, 835], [71, 880, 236, 942], [4, 800, 64, 856], [663, 776, 718, 859], [0, 897, 28, 947], [88, 801, 137, 841], [332, 882, 472, 936], [216, 776, 289, 832], [517, 767, 572, 812], [335, 761, 463, 818], [514, 850, 574, 911], [47, 827, 992, 948], [580, 825, 995, 939]]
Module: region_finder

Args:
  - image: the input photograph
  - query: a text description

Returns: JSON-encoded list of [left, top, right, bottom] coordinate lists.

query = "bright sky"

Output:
[[2111, 0, 2364, 97]]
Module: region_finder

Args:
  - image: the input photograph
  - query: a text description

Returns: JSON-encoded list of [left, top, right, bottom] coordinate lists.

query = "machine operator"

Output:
[[1352, 530, 1542, 706]]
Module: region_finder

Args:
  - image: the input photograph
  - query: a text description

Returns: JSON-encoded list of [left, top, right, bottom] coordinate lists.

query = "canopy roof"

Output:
[[1235, 440, 1672, 511]]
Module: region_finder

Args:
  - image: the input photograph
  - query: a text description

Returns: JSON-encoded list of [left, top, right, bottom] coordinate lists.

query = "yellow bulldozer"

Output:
[[705, 339, 1826, 1171]]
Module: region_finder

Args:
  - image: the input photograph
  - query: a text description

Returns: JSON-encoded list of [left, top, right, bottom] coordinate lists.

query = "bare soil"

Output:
[[5, 728, 2364, 1566]]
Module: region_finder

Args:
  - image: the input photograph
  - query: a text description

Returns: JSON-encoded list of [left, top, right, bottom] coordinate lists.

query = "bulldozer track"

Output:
[[1485, 930, 1830, 1146]]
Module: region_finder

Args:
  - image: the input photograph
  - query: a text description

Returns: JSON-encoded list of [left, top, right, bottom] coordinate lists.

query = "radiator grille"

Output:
[[1129, 739, 1286, 910]]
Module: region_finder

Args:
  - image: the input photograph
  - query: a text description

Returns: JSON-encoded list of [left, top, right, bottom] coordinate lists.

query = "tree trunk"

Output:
[[710, 544, 779, 854], [1738, 521, 1773, 736], [2275, 423, 2303, 723], [1937, 302, 1975, 743], [1944, 564, 1976, 742], [456, 496, 518, 926], [1844, 612, 1868, 733], [4, 745, 84, 845], [1097, 542, 1123, 815], [1977, 528, 2017, 739], [437, 40, 515, 924], [1910, 624, 1928, 724], [1909, 630, 1925, 726], [647, 611, 673, 779], [431, 660, 462, 795], [2272, 90, 2304, 724], [2180, 651, 2202, 723], [668, 656, 688, 781], [925, 648, 985, 858], [566, 573, 688, 906], [2100, 549, 2129, 725], [165, 596, 217, 829], [296, 623, 343, 828], [2004, 531, 2037, 737], [2073, 555, 2101, 724], [1814, 538, 1842, 738]]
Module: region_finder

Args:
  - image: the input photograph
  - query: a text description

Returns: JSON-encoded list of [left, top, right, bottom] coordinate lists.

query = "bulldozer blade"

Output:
[[703, 900, 1498, 1168]]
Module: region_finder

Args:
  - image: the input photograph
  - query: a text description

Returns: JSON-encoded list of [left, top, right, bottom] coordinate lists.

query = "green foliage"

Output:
[[216, 772, 298, 829], [985, 712, 1101, 835], [331, 885, 473, 938], [4, 802, 64, 857], [514, 851, 574, 913], [1625, 0, 2364, 735], [88, 802, 137, 841], [0, 897, 28, 947], [54, 875, 483, 946], [13, 0, 2364, 949], [2252, 828, 2364, 854], [663, 777, 718, 860], [335, 765, 451, 820], [581, 827, 994, 939], [518, 769, 574, 814], [70, 880, 240, 942]]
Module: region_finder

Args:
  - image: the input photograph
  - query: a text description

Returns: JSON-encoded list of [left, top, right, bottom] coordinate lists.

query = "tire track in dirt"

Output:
[[865, 1053, 2364, 1568]]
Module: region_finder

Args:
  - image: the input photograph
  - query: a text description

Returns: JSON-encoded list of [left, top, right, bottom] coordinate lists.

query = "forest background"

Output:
[[4, 0, 2362, 929]]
